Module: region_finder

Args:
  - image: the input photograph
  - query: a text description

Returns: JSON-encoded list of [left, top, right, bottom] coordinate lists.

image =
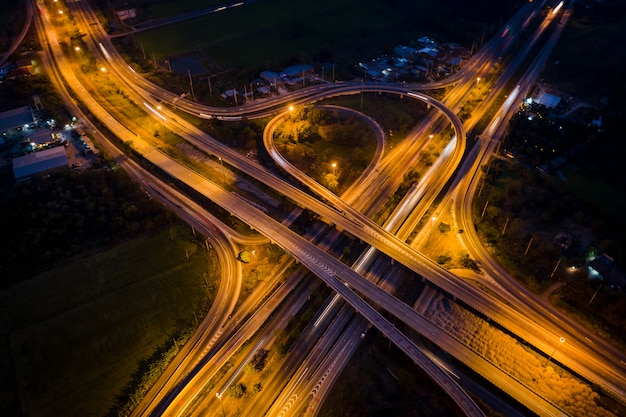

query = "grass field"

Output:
[[1, 226, 216, 417], [0, 0, 23, 51], [561, 164, 626, 223], [133, 0, 518, 70], [542, 0, 626, 103]]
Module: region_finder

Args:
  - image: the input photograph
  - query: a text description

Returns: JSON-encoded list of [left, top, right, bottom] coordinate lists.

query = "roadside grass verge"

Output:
[[1, 226, 216, 417]]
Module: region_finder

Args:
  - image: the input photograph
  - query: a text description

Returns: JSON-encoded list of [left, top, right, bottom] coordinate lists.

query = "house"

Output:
[[282, 64, 313, 78], [589, 254, 626, 291], [13, 146, 69, 181], [28, 129, 55, 147], [260, 71, 280, 85], [0, 106, 34, 132], [16, 58, 34, 71], [394, 45, 417, 60], [534, 91, 561, 109]]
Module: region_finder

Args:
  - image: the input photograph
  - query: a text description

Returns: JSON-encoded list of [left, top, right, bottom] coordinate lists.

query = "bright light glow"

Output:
[[98, 42, 110, 60], [315, 294, 340, 327], [74, 46, 80, 51], [552, 1, 564, 15], [144, 102, 167, 123], [100, 67, 106, 72]]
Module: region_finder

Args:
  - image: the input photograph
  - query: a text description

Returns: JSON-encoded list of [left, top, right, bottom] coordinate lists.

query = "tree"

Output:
[[237, 251, 251, 263], [228, 383, 246, 399], [324, 173, 338, 191]]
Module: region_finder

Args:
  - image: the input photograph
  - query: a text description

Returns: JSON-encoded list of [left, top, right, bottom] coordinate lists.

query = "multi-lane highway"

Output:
[[30, 0, 626, 416]]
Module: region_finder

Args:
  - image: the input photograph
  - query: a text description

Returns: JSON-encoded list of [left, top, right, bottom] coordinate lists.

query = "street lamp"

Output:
[[218, 157, 224, 182], [216, 392, 226, 417], [426, 216, 437, 246], [544, 337, 565, 367], [476, 77, 481, 87], [332, 162, 337, 176]]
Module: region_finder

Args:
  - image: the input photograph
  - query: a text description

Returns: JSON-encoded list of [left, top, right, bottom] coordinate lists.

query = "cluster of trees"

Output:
[[245, 349, 268, 374], [474, 156, 626, 339], [273, 107, 376, 193], [476, 159, 620, 276], [425, 294, 615, 417], [0, 169, 175, 286], [503, 108, 598, 170]]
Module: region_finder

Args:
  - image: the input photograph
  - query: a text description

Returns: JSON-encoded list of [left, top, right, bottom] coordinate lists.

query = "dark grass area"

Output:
[[318, 330, 464, 417], [0, 0, 23, 50], [0, 169, 177, 286], [542, 0, 626, 110], [560, 164, 626, 223], [0, 226, 216, 417], [133, 0, 525, 69]]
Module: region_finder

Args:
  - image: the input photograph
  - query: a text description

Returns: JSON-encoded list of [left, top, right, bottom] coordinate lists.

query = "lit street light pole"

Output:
[[332, 162, 337, 176], [544, 337, 565, 367], [426, 216, 437, 246], [216, 392, 226, 417], [218, 157, 225, 182]]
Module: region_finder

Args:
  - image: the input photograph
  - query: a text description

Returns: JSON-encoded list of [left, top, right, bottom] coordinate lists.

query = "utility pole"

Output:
[[188, 69, 194, 100], [524, 237, 534, 256], [588, 282, 602, 304], [544, 337, 565, 367], [549, 258, 562, 279]]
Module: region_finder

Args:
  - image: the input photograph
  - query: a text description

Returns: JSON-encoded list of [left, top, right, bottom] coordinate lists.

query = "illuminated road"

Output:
[[32, 0, 626, 415]]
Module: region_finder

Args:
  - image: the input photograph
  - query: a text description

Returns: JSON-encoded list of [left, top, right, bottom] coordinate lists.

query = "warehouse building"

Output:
[[13, 146, 69, 181]]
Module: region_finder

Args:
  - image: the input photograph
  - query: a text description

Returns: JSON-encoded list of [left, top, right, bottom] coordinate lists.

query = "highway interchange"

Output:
[[27, 0, 626, 416]]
